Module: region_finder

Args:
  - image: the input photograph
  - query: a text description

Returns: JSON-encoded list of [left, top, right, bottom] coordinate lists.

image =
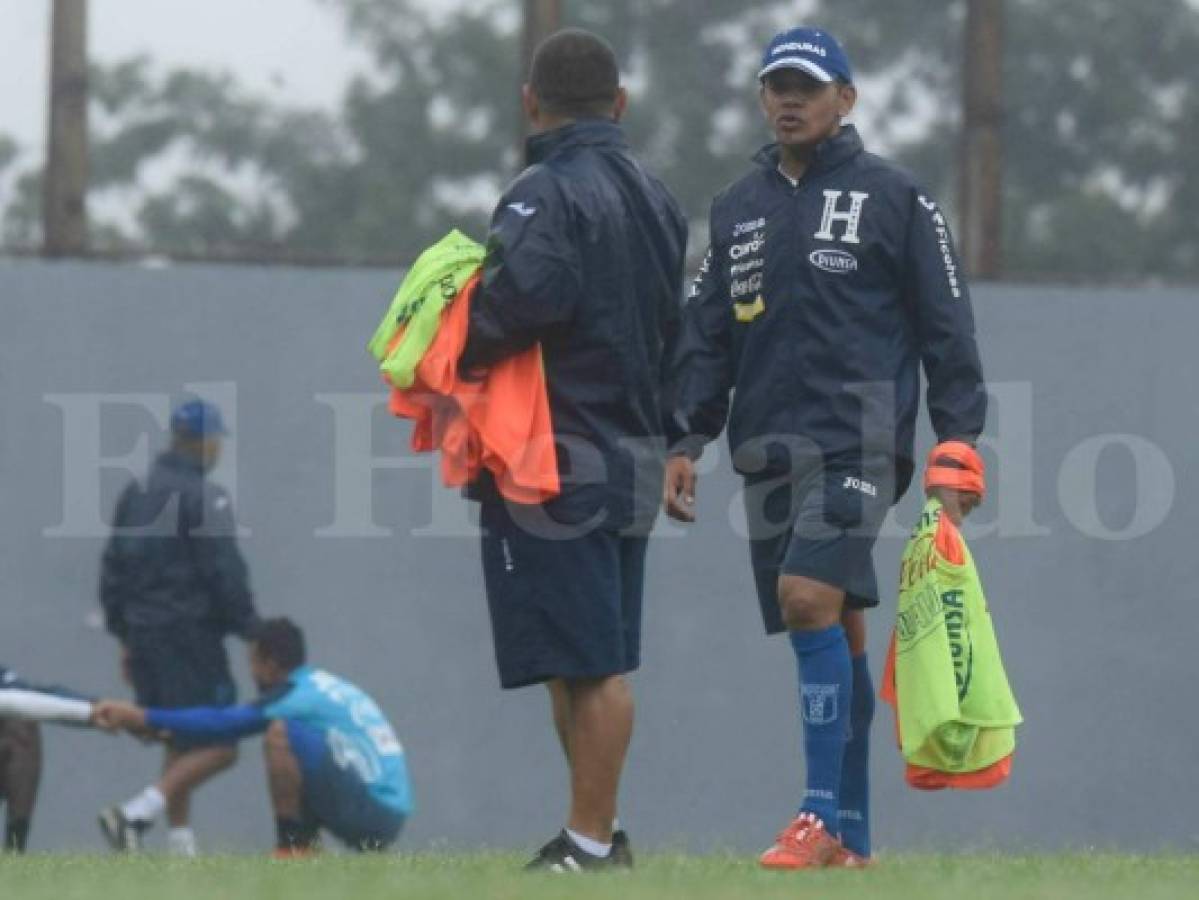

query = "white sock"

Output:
[[566, 827, 612, 858], [612, 817, 622, 833], [120, 786, 165, 823], [167, 826, 198, 857]]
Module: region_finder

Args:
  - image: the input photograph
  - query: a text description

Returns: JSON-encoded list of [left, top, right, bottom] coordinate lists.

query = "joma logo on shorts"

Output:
[[842, 476, 878, 497]]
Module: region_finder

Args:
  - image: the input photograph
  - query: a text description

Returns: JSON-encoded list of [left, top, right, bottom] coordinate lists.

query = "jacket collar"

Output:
[[525, 118, 628, 166], [753, 124, 863, 182]]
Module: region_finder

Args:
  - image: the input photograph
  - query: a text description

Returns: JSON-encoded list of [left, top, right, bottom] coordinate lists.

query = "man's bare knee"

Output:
[[778, 575, 844, 631]]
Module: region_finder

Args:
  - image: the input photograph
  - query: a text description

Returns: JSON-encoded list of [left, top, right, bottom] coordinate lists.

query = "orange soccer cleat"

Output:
[[758, 813, 844, 870]]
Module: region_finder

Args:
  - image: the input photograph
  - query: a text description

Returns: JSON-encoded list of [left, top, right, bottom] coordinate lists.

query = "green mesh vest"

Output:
[[368, 229, 485, 388], [894, 498, 1022, 773]]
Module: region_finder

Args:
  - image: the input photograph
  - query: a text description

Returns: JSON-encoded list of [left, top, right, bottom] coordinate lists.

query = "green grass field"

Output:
[[1, 853, 1197, 900]]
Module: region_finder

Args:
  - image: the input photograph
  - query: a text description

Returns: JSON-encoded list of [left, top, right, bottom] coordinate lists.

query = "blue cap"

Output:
[[758, 27, 852, 84], [170, 400, 228, 438]]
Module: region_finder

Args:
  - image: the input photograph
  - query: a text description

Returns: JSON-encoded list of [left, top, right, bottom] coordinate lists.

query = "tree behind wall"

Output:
[[3, 0, 1198, 281]]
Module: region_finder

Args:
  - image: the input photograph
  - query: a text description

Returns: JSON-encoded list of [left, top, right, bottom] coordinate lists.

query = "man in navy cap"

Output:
[[665, 26, 986, 868], [97, 398, 260, 855]]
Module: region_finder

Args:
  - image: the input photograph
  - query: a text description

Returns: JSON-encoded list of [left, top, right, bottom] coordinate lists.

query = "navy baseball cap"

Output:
[[758, 27, 852, 84], [170, 399, 228, 438]]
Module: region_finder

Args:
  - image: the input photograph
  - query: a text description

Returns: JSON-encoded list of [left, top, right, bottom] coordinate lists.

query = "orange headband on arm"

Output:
[[923, 440, 986, 499]]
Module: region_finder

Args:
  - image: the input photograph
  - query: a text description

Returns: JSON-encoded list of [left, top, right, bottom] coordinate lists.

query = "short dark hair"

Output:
[[529, 28, 620, 120], [253, 617, 306, 671]]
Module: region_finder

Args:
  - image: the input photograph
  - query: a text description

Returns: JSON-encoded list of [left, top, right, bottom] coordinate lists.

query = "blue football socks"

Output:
[[789, 625, 852, 831], [838, 654, 875, 857]]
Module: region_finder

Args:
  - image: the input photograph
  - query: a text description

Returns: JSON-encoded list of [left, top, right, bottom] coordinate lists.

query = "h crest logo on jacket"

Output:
[[814, 189, 869, 244]]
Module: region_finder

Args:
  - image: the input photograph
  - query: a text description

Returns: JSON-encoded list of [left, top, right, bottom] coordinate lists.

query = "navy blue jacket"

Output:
[[460, 120, 688, 530], [99, 450, 258, 641], [668, 126, 986, 494]]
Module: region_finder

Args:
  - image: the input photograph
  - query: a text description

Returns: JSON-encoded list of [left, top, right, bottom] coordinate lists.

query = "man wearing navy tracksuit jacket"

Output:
[[458, 29, 686, 871], [663, 27, 986, 869]]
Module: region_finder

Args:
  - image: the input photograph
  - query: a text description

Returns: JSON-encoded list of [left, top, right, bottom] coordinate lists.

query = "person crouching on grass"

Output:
[[96, 618, 412, 855]]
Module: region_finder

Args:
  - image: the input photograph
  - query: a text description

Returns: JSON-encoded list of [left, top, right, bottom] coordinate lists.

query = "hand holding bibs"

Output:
[[923, 440, 986, 496]]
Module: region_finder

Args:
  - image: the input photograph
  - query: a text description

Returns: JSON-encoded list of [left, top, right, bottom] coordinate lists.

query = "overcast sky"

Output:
[[1, 0, 383, 156]]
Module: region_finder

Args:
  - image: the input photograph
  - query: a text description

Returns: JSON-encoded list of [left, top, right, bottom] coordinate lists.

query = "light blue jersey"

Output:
[[147, 664, 413, 818], [262, 666, 413, 816]]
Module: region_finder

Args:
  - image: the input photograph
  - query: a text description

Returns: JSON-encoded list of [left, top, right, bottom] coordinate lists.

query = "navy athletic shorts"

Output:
[[126, 623, 237, 750], [743, 458, 895, 634], [479, 500, 648, 689], [285, 721, 405, 851]]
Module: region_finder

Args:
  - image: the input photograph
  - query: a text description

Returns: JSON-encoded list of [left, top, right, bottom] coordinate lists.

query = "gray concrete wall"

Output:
[[2, 257, 1196, 854]]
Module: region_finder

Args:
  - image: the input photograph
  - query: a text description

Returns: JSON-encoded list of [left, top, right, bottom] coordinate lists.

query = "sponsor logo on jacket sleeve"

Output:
[[918, 194, 963, 299]]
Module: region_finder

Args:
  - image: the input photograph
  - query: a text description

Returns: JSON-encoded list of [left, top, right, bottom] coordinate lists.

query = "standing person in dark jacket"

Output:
[[458, 28, 687, 872], [97, 399, 259, 855], [664, 27, 987, 869]]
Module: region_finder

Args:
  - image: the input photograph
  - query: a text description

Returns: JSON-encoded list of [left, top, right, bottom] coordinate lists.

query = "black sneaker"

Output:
[[525, 830, 624, 873], [98, 806, 150, 852], [610, 829, 634, 868]]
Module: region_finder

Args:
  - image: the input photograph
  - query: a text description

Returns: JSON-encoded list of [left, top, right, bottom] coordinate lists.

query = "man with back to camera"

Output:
[[98, 399, 260, 854], [96, 618, 412, 854], [457, 28, 687, 871], [664, 27, 986, 868]]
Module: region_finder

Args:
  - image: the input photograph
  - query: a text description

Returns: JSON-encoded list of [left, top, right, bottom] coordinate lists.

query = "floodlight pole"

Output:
[[959, 0, 1003, 279], [518, 0, 562, 151], [43, 0, 89, 257]]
